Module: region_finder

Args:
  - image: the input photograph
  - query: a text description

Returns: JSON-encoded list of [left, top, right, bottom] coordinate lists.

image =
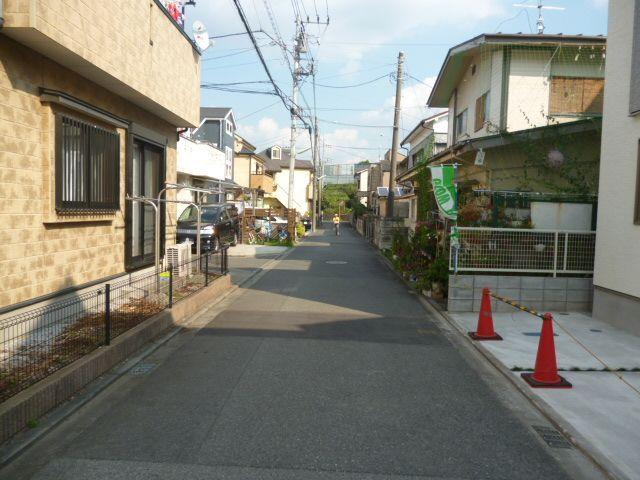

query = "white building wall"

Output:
[[507, 50, 552, 131], [446, 50, 496, 144], [177, 136, 226, 180], [594, 2, 640, 302], [357, 170, 369, 206], [176, 136, 227, 217], [273, 169, 312, 214], [488, 49, 504, 129]]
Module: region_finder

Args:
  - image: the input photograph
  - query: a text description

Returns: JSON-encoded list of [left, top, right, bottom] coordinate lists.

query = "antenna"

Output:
[[513, 0, 565, 34], [192, 20, 213, 51]]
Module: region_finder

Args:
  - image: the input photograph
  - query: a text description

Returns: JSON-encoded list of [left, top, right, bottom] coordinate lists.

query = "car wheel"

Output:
[[231, 231, 238, 246]]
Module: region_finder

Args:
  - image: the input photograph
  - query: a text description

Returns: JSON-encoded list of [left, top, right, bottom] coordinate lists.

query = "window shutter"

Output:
[[631, 1, 640, 115], [582, 78, 605, 114], [550, 77, 582, 114]]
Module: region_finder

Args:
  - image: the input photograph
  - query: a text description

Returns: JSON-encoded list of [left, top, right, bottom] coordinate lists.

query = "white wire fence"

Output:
[[450, 227, 596, 275]]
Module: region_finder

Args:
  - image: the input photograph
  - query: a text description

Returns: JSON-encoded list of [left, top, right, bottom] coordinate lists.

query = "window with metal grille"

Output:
[[549, 77, 604, 116], [55, 115, 120, 212]]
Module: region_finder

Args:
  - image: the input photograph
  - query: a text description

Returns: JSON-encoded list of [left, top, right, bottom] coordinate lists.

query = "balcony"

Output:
[[250, 173, 275, 193], [1, 0, 201, 126]]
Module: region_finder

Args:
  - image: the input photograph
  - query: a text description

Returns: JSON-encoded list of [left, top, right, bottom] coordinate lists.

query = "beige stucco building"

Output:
[[0, 0, 201, 309], [593, 1, 640, 335]]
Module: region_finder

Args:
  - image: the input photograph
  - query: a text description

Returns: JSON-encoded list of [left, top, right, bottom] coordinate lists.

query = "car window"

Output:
[[179, 205, 222, 223]]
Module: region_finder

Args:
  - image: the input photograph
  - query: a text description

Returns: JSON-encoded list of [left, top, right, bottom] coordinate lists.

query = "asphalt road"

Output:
[[1, 225, 602, 479]]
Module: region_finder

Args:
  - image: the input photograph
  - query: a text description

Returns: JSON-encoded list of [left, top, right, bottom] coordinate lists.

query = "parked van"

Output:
[[176, 203, 239, 253]]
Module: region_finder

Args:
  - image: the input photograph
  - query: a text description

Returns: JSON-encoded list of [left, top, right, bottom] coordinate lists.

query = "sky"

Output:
[[187, 0, 609, 165]]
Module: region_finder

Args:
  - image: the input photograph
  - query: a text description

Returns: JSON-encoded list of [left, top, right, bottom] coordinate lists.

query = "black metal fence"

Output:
[[0, 247, 229, 402]]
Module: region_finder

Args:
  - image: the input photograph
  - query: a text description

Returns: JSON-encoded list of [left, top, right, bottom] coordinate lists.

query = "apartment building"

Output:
[[0, 0, 201, 309]]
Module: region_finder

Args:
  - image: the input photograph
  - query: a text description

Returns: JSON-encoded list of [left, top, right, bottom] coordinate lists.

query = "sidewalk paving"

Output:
[[227, 244, 290, 257], [449, 310, 640, 479]]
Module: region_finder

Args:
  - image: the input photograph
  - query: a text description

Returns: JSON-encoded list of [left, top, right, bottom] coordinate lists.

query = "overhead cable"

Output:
[[315, 73, 391, 89], [231, 0, 310, 128]]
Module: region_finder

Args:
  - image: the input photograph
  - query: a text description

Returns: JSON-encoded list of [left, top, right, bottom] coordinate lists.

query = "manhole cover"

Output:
[[532, 425, 572, 449], [129, 363, 157, 376], [325, 261, 347, 264]]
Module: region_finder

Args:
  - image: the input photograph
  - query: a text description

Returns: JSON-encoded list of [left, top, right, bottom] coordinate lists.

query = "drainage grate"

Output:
[[129, 363, 157, 376], [532, 425, 572, 449], [325, 260, 347, 264]]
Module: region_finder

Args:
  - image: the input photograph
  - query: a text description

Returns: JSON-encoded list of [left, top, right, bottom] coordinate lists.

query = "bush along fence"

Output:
[[0, 247, 229, 403]]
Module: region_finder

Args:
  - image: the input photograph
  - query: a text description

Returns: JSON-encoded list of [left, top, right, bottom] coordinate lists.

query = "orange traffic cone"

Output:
[[521, 313, 572, 388], [468, 288, 502, 340]]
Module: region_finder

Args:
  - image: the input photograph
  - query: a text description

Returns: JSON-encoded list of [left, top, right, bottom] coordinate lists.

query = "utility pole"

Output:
[[386, 51, 404, 218], [287, 17, 303, 213], [311, 115, 319, 231], [318, 138, 325, 224]]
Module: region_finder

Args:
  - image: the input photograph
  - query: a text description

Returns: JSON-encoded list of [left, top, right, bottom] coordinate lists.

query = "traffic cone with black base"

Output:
[[468, 288, 502, 340], [521, 313, 572, 388]]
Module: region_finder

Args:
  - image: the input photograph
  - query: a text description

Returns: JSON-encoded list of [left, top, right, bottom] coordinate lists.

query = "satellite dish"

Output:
[[193, 20, 213, 51]]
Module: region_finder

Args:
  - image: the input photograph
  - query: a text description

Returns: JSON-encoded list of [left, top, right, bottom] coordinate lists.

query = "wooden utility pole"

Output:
[[386, 51, 404, 218], [311, 115, 319, 232], [288, 18, 302, 212]]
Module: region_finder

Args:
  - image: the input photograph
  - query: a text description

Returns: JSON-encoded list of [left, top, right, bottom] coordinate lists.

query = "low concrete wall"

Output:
[[448, 275, 593, 313], [0, 274, 231, 443], [593, 286, 640, 337]]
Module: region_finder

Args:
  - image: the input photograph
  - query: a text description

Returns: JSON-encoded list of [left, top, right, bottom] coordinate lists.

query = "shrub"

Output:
[[296, 223, 306, 237], [425, 255, 449, 288]]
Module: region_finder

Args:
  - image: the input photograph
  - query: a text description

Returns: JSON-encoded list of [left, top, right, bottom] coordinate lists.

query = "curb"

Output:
[[0, 245, 294, 468], [372, 243, 622, 480]]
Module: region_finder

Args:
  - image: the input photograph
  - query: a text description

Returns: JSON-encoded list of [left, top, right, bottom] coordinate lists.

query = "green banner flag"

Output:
[[429, 165, 458, 220]]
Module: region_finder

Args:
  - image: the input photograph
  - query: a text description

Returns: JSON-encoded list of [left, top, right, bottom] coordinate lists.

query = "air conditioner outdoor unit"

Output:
[[165, 244, 191, 277]]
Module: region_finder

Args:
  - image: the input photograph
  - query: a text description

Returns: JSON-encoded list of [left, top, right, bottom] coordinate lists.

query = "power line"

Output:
[[231, 0, 310, 128], [328, 145, 374, 161], [201, 44, 271, 62], [405, 73, 433, 88], [326, 144, 381, 150], [316, 62, 395, 81], [317, 117, 392, 128], [323, 41, 451, 46], [315, 73, 391, 89], [202, 81, 272, 86], [201, 58, 281, 72], [200, 85, 277, 95], [236, 100, 281, 120]]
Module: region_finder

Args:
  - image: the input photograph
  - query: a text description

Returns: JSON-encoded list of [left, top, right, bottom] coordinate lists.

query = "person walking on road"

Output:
[[333, 213, 340, 236]]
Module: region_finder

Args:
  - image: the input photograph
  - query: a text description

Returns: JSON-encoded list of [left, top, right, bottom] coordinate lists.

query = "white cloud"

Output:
[[359, 75, 442, 136], [315, 0, 506, 73], [191, 0, 506, 81]]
